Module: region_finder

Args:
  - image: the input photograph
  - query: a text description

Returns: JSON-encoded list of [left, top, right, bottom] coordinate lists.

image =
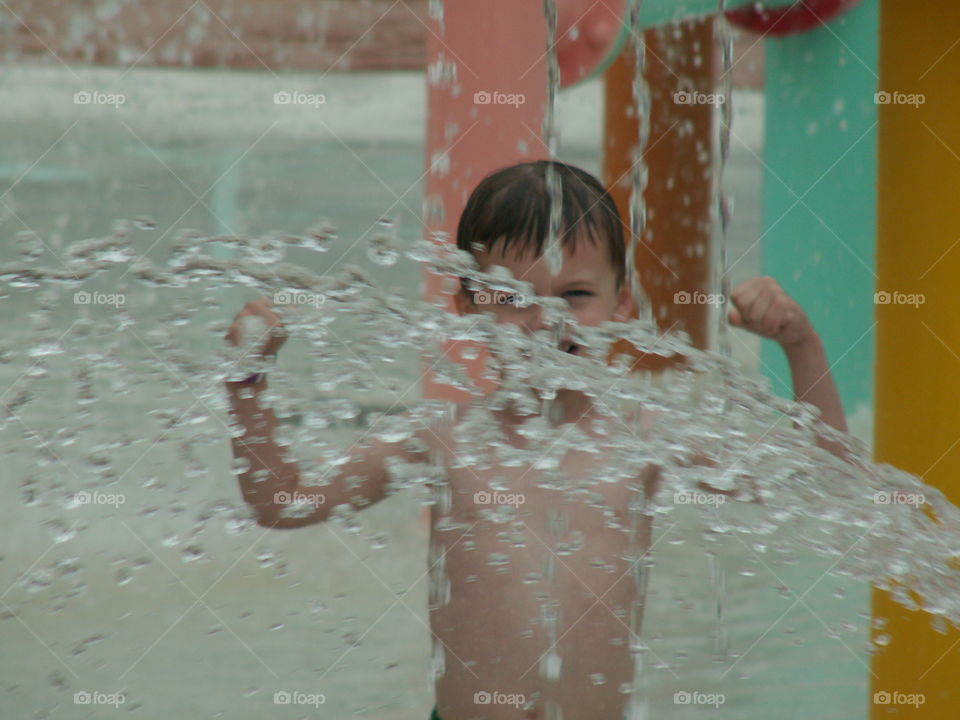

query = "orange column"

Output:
[[420, 0, 551, 402], [603, 18, 718, 370]]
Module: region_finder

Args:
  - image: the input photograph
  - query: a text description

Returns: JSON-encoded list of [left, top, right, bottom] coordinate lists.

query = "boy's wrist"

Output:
[[226, 353, 276, 387], [226, 373, 266, 387], [780, 326, 822, 359]]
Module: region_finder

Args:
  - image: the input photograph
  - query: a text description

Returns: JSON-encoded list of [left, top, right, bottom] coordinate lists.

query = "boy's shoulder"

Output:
[[407, 400, 491, 453], [413, 397, 664, 444]]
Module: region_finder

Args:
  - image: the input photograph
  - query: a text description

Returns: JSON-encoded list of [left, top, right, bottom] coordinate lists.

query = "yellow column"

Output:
[[872, 1, 960, 716]]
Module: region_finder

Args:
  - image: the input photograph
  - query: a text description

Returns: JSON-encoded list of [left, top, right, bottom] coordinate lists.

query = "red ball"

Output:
[[725, 0, 862, 37]]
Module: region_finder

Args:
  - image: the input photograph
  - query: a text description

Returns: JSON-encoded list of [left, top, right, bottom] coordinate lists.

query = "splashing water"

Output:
[[9, 222, 960, 617]]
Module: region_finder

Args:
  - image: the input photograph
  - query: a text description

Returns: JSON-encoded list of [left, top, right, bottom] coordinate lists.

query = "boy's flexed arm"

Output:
[[224, 298, 431, 529], [684, 276, 851, 502], [728, 276, 849, 457]]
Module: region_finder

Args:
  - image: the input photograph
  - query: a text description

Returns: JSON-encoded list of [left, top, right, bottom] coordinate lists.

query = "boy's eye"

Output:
[[563, 290, 593, 298]]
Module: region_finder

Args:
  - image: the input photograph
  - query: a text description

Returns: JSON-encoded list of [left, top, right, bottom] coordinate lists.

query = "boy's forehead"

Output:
[[476, 237, 611, 285]]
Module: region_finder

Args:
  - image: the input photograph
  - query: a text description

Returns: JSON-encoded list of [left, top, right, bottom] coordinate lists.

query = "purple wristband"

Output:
[[238, 373, 264, 385]]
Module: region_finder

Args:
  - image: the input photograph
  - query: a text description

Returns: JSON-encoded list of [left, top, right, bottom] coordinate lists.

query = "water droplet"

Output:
[[15, 231, 45, 260], [540, 650, 562, 681], [370, 415, 413, 443], [303, 218, 338, 252], [366, 218, 400, 266], [329, 399, 360, 422], [248, 233, 287, 264], [182, 545, 206, 563]]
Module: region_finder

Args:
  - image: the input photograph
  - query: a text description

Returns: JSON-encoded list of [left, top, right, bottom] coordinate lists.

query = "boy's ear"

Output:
[[613, 282, 635, 321], [453, 280, 477, 316]]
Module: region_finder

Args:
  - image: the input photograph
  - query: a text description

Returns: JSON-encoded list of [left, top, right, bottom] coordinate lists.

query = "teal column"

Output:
[[759, 0, 878, 423]]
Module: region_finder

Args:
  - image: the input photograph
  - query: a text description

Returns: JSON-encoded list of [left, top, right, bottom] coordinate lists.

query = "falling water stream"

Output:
[[2, 2, 959, 720]]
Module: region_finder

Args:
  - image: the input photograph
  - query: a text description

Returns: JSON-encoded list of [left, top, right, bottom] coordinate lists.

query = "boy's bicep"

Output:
[[346, 417, 434, 499], [312, 412, 433, 509]]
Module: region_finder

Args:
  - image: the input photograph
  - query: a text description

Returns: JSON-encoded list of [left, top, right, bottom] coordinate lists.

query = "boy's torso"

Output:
[[421, 402, 660, 719]]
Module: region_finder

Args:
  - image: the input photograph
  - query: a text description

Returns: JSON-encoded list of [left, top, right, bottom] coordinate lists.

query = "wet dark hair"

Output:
[[456, 160, 626, 292]]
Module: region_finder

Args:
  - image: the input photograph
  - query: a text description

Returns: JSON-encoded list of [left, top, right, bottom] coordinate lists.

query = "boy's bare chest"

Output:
[[445, 437, 642, 528], [428, 433, 656, 609], [421, 405, 661, 532]]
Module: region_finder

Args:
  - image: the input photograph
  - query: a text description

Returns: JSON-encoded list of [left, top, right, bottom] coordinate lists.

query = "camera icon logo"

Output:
[[473, 290, 491, 305]]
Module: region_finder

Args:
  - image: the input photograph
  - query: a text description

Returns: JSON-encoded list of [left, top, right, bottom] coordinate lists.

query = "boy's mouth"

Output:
[[518, 340, 579, 359]]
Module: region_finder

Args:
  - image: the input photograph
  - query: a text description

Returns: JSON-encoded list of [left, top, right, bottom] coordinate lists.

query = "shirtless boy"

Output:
[[224, 160, 847, 719]]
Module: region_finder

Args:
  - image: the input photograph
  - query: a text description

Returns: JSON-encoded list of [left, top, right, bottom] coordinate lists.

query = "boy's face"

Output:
[[454, 234, 634, 355]]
